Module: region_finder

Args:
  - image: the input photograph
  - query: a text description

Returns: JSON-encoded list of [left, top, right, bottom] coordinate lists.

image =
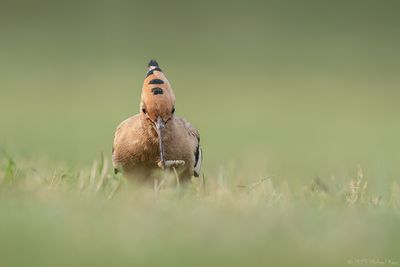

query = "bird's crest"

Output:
[[140, 60, 176, 122], [148, 59, 159, 68]]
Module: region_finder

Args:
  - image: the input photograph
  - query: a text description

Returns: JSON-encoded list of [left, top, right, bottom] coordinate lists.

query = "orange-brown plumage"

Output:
[[112, 60, 201, 183]]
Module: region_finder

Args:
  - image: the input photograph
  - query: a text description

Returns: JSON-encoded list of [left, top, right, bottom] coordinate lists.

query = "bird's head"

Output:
[[140, 60, 176, 167]]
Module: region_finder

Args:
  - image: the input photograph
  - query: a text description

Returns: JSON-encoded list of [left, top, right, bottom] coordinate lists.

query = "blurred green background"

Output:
[[1, 0, 400, 183]]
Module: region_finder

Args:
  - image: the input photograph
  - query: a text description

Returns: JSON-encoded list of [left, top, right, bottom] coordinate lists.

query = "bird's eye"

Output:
[[172, 107, 175, 114], [142, 108, 146, 114]]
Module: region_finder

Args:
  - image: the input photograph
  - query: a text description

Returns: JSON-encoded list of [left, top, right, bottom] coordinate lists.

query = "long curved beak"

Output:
[[155, 116, 165, 168]]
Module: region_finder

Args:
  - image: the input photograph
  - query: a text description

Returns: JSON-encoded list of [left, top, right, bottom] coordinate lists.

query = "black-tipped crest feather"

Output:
[[149, 79, 164, 84], [146, 67, 162, 77], [148, 59, 159, 67]]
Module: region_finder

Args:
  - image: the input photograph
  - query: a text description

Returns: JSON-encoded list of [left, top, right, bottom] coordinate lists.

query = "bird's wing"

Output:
[[178, 118, 202, 177], [112, 117, 134, 174], [194, 144, 202, 177]]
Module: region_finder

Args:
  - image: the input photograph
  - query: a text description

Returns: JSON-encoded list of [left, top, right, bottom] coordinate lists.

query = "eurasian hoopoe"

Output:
[[112, 60, 202, 183]]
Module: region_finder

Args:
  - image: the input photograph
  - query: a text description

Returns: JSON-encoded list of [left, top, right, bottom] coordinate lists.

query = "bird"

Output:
[[112, 60, 202, 183]]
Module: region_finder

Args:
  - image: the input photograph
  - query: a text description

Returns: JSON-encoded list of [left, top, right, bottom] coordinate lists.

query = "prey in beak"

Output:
[[154, 116, 186, 169]]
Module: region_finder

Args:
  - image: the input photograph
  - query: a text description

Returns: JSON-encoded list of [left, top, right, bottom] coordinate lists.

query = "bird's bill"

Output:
[[155, 116, 165, 168]]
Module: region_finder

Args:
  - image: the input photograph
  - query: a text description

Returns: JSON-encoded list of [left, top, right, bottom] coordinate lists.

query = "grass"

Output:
[[1, 153, 399, 267]]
